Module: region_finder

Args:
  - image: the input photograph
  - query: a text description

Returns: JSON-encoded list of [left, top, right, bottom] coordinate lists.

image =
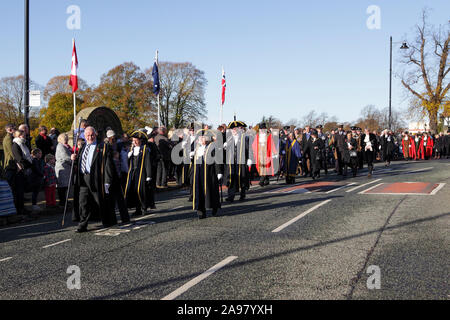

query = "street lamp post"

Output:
[[388, 37, 409, 131], [24, 0, 30, 128]]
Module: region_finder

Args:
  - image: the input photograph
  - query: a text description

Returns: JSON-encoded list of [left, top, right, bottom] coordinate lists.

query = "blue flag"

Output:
[[152, 62, 160, 95]]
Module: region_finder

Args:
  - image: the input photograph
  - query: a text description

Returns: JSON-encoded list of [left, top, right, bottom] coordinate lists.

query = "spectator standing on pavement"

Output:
[[43, 154, 57, 208], [18, 124, 32, 151], [55, 133, 72, 207], [30, 148, 44, 212], [35, 126, 54, 158], [11, 130, 33, 215]]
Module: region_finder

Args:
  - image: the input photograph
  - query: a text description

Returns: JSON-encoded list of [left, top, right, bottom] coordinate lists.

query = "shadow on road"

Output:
[[91, 211, 449, 299]]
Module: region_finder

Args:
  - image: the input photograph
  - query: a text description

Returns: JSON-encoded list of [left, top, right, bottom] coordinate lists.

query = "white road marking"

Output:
[[168, 206, 184, 212], [42, 239, 72, 249], [133, 214, 157, 222], [409, 167, 433, 173], [0, 257, 13, 262], [161, 256, 238, 300], [0, 221, 55, 232], [346, 179, 382, 193], [272, 199, 332, 233], [429, 183, 446, 195], [325, 183, 356, 194], [358, 183, 384, 194]]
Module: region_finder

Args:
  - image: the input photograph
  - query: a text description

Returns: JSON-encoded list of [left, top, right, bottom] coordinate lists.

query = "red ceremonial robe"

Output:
[[252, 133, 277, 177]]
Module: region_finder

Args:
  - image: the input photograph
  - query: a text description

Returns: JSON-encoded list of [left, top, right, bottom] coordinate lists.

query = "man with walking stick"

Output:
[[69, 126, 117, 232]]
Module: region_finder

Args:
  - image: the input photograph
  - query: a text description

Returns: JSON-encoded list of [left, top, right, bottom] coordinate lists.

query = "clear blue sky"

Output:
[[1, 0, 449, 127]]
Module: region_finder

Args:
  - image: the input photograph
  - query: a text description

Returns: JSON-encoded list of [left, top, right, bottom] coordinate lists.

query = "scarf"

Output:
[[13, 137, 32, 163]]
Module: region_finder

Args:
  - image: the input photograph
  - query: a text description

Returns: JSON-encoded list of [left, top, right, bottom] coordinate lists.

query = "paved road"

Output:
[[0, 160, 449, 300]]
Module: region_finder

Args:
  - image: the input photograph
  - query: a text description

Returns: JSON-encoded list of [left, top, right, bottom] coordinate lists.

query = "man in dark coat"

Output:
[[307, 131, 324, 179], [71, 126, 117, 232], [224, 121, 250, 202], [35, 126, 54, 157], [360, 128, 378, 177], [380, 130, 395, 166], [124, 130, 155, 216], [191, 131, 222, 219], [333, 125, 347, 175]]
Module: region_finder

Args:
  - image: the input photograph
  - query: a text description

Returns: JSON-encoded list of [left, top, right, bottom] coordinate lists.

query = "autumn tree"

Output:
[[146, 62, 207, 128], [0, 75, 41, 140], [399, 10, 449, 133], [43, 75, 89, 101], [95, 62, 155, 132], [39, 93, 83, 133]]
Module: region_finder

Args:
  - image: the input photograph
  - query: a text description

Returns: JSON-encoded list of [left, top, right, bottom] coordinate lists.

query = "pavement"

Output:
[[0, 159, 449, 300]]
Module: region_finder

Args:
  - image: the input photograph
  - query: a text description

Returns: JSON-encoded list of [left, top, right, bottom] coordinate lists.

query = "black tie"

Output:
[[81, 144, 92, 174]]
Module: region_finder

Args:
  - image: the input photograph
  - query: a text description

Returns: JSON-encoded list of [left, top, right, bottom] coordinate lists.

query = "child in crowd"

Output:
[[43, 154, 57, 208], [30, 148, 44, 212]]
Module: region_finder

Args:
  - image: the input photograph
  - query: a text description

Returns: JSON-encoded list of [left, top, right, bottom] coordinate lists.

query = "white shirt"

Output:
[[82, 142, 97, 174], [133, 146, 141, 156]]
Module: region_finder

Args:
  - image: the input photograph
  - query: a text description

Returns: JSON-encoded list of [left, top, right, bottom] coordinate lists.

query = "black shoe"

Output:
[[150, 205, 156, 210], [188, 196, 193, 202], [239, 195, 246, 201], [197, 211, 206, 219], [225, 197, 234, 203], [76, 228, 88, 233], [211, 208, 218, 216]]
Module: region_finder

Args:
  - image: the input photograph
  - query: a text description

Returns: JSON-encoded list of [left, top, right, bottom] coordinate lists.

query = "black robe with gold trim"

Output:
[[191, 142, 221, 212], [124, 144, 154, 210], [224, 133, 250, 192]]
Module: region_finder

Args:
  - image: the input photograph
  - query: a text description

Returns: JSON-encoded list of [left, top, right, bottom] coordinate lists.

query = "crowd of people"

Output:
[[1, 119, 449, 231]]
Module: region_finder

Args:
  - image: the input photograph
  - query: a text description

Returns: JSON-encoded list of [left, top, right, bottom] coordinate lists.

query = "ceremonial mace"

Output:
[[61, 118, 83, 227]]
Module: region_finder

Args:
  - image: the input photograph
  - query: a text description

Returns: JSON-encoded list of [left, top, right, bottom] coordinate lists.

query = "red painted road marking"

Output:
[[361, 182, 445, 195], [266, 181, 344, 194]]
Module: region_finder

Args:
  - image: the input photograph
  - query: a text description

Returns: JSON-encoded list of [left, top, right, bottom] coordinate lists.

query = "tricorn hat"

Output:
[[259, 122, 267, 129], [131, 130, 148, 140], [228, 120, 247, 129], [316, 125, 323, 129]]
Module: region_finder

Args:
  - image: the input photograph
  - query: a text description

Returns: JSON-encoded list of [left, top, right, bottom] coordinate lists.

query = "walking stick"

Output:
[[61, 118, 83, 227]]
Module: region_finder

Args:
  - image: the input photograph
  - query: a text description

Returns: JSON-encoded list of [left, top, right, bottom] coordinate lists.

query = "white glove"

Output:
[[128, 151, 133, 158], [223, 142, 227, 148], [217, 174, 223, 180], [146, 177, 151, 182], [247, 159, 252, 166], [189, 151, 195, 158], [281, 150, 286, 155], [182, 141, 187, 148], [104, 184, 110, 194], [272, 154, 279, 159]]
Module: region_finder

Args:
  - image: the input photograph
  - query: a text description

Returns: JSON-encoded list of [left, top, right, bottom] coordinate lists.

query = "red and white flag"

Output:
[[221, 67, 226, 105], [69, 39, 78, 93]]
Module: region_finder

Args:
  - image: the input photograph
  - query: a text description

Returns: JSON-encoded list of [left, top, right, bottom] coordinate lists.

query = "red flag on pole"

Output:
[[69, 39, 78, 93], [221, 67, 226, 105]]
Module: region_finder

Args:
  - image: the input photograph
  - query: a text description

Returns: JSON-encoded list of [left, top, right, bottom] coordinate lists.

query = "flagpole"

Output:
[[72, 38, 77, 147], [220, 66, 224, 126], [156, 50, 161, 128]]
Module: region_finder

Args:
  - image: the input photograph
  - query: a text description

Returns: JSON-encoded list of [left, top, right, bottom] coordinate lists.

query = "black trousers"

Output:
[[364, 151, 374, 173], [156, 160, 169, 187], [78, 174, 116, 230], [227, 175, 246, 200], [57, 187, 68, 207], [109, 181, 129, 223]]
